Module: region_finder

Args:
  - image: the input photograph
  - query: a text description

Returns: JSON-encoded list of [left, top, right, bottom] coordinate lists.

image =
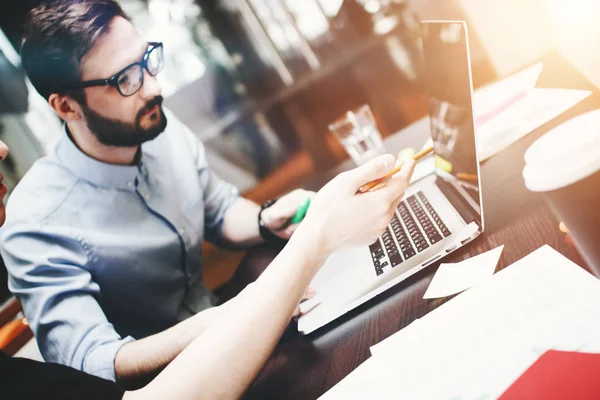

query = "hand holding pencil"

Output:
[[297, 153, 415, 255], [262, 146, 433, 236], [358, 145, 434, 193]]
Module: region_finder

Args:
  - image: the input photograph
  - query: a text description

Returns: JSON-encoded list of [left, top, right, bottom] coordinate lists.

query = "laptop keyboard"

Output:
[[369, 191, 452, 276]]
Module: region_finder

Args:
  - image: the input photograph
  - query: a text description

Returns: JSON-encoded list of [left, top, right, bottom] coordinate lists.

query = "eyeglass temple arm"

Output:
[[62, 78, 114, 91]]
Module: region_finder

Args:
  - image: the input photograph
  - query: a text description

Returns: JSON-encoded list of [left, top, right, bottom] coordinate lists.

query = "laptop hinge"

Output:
[[435, 177, 480, 229]]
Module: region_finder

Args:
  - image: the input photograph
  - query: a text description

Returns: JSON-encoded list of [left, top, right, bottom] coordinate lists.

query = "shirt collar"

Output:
[[55, 125, 141, 190]]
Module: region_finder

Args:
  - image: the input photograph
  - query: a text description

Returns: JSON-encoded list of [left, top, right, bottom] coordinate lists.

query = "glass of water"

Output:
[[328, 105, 385, 165]]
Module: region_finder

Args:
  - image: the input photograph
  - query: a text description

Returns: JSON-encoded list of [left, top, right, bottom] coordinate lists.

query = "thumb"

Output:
[[345, 154, 396, 190]]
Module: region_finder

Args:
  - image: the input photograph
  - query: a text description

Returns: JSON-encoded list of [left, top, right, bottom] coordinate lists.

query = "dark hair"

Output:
[[20, 0, 130, 102]]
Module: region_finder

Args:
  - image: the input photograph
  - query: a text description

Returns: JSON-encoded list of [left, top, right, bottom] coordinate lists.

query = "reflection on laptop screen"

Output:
[[422, 21, 482, 225]]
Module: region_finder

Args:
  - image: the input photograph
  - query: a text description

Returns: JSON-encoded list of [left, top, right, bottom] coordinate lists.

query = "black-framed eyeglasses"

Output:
[[61, 42, 164, 97]]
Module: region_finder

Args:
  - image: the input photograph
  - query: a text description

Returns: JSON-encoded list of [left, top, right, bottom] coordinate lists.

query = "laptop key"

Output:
[[403, 249, 416, 259], [390, 253, 403, 267], [392, 192, 455, 263], [370, 244, 383, 254], [417, 243, 429, 252], [430, 234, 443, 244], [370, 240, 389, 275]]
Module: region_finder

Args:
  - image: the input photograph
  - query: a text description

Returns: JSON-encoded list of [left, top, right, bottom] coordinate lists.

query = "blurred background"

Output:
[[0, 0, 598, 297]]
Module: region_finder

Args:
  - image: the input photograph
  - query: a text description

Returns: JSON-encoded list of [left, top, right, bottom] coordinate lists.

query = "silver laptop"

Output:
[[298, 21, 485, 334]]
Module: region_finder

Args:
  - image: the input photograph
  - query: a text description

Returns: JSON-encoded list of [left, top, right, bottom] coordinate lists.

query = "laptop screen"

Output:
[[421, 21, 483, 227]]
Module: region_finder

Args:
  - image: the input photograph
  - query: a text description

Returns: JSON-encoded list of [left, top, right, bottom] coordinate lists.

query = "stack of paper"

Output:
[[319, 246, 600, 399], [474, 63, 591, 161]]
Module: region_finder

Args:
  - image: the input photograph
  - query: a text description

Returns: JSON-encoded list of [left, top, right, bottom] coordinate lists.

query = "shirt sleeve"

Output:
[[174, 112, 240, 245], [0, 222, 134, 382]]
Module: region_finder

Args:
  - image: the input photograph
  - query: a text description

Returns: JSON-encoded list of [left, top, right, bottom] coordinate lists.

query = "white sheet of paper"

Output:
[[473, 62, 543, 118], [369, 318, 420, 356], [477, 88, 591, 161], [318, 357, 402, 400], [361, 245, 600, 399], [422, 245, 504, 299]]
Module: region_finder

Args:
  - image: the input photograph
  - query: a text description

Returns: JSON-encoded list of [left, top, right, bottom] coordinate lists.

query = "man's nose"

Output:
[[139, 69, 161, 100]]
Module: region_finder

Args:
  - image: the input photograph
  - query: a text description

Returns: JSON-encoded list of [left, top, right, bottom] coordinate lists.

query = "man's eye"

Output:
[[118, 75, 130, 86]]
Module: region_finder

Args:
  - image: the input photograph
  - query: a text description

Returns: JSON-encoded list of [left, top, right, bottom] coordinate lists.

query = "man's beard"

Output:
[[81, 96, 168, 147]]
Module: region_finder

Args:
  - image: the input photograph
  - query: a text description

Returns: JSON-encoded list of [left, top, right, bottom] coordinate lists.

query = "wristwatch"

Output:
[[258, 199, 287, 245]]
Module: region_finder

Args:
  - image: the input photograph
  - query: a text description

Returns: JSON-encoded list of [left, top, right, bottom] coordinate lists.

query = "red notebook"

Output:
[[500, 350, 600, 399]]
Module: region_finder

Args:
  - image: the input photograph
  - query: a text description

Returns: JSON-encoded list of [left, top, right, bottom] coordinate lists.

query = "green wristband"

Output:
[[291, 197, 311, 225]]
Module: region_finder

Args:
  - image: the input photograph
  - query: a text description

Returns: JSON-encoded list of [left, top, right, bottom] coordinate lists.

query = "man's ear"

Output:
[[48, 93, 83, 122]]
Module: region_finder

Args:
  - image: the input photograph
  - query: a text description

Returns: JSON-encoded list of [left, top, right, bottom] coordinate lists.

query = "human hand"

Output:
[[260, 189, 315, 239], [297, 154, 415, 257]]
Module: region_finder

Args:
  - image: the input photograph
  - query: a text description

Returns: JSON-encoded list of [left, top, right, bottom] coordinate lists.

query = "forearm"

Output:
[[125, 226, 327, 399], [123, 154, 414, 399], [115, 304, 226, 386], [220, 198, 264, 247]]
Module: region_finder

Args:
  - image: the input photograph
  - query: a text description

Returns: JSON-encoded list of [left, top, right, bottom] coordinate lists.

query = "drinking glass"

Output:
[[328, 105, 385, 165]]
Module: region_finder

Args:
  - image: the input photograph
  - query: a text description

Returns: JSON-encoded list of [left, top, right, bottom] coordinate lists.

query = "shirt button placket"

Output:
[[179, 227, 189, 249]]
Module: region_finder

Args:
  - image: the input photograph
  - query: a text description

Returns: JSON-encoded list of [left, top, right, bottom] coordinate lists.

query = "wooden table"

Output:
[[221, 52, 598, 399]]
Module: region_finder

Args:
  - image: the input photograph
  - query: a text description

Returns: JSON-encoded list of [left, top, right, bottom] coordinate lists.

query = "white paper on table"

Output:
[[477, 88, 591, 161], [362, 245, 600, 399], [422, 245, 504, 299], [317, 357, 405, 400], [474, 62, 543, 120], [369, 318, 420, 356]]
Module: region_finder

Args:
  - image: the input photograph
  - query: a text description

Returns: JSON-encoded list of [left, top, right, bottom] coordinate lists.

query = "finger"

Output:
[[399, 158, 416, 179], [387, 195, 404, 219], [277, 190, 311, 220], [344, 154, 396, 191], [272, 226, 294, 240], [271, 219, 302, 239], [380, 159, 416, 203], [282, 224, 298, 238], [263, 201, 299, 228]]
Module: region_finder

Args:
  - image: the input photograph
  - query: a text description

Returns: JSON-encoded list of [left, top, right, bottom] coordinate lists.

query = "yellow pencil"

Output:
[[358, 145, 434, 193]]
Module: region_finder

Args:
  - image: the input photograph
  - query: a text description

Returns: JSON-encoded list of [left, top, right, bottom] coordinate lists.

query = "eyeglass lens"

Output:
[[117, 45, 164, 96]]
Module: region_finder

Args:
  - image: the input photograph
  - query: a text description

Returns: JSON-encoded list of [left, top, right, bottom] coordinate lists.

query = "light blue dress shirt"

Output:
[[0, 109, 239, 381]]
